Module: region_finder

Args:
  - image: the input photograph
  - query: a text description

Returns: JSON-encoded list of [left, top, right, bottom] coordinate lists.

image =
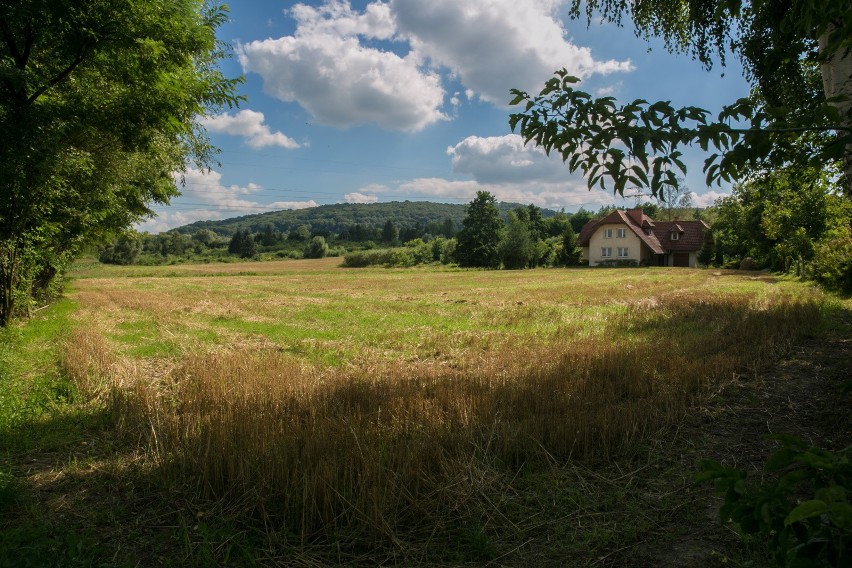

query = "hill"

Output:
[[172, 200, 560, 237]]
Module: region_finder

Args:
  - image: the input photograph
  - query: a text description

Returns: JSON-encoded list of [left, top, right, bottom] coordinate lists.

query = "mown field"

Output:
[[1, 259, 842, 566]]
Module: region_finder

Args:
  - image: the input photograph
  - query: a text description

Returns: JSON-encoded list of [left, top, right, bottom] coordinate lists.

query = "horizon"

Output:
[[138, 0, 746, 234]]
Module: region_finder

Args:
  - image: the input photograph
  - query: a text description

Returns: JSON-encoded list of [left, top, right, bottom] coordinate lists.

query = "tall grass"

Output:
[[62, 290, 823, 550]]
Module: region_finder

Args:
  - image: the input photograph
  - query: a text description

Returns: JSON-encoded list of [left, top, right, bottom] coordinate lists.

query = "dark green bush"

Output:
[[698, 435, 851, 567]]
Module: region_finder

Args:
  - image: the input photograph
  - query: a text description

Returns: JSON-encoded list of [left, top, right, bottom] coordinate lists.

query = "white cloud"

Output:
[[136, 169, 316, 233], [238, 2, 447, 132], [237, 1, 632, 130], [447, 134, 568, 184], [383, 176, 620, 211], [390, 0, 633, 105], [688, 190, 729, 208], [200, 110, 301, 149], [344, 192, 379, 203]]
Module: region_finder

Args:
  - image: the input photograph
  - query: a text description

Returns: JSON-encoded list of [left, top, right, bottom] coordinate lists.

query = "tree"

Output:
[[381, 219, 399, 244], [98, 233, 142, 265], [228, 230, 256, 259], [557, 225, 584, 267], [509, 2, 852, 197], [455, 191, 504, 268], [570, 208, 594, 233], [697, 228, 716, 267], [0, 0, 241, 325], [304, 236, 329, 259], [500, 212, 534, 270], [713, 165, 850, 270]]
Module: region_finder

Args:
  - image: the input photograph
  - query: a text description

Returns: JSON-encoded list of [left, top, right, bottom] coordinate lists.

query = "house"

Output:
[[578, 208, 709, 267]]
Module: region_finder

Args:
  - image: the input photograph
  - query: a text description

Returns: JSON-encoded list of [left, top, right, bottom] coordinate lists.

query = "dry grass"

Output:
[[60, 261, 827, 558]]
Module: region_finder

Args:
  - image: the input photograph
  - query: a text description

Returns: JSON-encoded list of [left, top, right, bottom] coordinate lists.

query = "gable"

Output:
[[579, 211, 707, 255]]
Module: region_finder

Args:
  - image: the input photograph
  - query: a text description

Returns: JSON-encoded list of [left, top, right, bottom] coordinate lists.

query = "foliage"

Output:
[[303, 236, 329, 259], [810, 229, 852, 294], [228, 230, 257, 259], [558, 225, 584, 266], [177, 201, 556, 241], [509, 2, 852, 198], [500, 212, 534, 270], [698, 435, 852, 568], [713, 166, 851, 271], [455, 192, 505, 269], [98, 233, 142, 265], [697, 228, 716, 267], [0, 0, 242, 325]]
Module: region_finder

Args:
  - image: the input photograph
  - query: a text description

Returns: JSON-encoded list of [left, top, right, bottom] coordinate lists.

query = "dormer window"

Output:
[[670, 232, 679, 241], [644, 228, 652, 235]]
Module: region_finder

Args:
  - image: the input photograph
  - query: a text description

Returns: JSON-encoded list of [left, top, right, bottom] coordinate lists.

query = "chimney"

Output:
[[627, 208, 643, 226]]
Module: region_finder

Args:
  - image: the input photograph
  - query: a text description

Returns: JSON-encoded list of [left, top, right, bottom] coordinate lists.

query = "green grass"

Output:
[[3, 259, 845, 567]]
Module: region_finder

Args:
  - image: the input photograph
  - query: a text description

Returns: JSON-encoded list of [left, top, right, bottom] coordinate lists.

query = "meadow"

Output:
[[44, 258, 831, 564]]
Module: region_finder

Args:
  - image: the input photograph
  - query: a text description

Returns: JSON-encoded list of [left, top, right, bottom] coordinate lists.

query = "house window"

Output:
[[601, 247, 612, 258], [616, 228, 626, 238], [644, 228, 652, 235], [670, 232, 680, 241], [603, 228, 613, 238], [617, 247, 629, 257]]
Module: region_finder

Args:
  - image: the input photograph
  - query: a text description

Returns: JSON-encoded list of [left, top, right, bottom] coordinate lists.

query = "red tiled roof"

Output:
[[578, 209, 708, 254]]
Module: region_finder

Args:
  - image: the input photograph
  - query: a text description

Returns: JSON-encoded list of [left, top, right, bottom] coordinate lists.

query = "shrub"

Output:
[[303, 236, 329, 259], [739, 257, 760, 270], [810, 232, 852, 294], [698, 436, 851, 568], [596, 259, 638, 267]]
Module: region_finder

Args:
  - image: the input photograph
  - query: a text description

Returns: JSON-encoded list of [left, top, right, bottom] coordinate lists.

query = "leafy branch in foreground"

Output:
[[697, 435, 851, 567], [509, 71, 850, 198]]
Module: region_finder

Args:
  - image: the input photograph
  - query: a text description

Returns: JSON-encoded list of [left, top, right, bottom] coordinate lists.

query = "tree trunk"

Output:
[[819, 25, 852, 197], [0, 241, 20, 327]]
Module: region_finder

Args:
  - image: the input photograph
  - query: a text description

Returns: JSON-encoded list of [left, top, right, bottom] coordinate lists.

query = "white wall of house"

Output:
[[587, 224, 644, 266]]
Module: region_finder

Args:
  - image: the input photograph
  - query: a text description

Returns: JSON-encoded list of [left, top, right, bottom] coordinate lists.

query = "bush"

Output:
[[739, 257, 760, 270], [810, 233, 852, 294], [698, 436, 851, 568], [303, 236, 329, 259], [595, 259, 638, 267]]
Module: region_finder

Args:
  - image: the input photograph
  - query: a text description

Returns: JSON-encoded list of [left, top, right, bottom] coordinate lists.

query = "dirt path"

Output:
[[629, 307, 852, 567]]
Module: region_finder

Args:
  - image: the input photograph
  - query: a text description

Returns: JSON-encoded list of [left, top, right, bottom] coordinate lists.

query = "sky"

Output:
[[139, 0, 751, 233]]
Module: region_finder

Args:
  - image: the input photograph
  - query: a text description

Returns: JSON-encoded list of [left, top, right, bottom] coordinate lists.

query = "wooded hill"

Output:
[[172, 201, 560, 237]]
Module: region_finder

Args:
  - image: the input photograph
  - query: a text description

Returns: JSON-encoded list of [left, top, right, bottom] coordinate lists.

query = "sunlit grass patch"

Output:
[[58, 260, 829, 559]]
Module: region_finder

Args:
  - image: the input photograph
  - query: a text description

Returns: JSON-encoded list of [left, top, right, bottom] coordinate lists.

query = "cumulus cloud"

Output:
[[237, 1, 632, 130], [344, 192, 379, 203], [688, 190, 729, 208], [383, 176, 619, 211], [447, 134, 568, 184], [391, 0, 633, 105], [238, 2, 447, 131], [136, 169, 316, 233], [201, 110, 301, 149]]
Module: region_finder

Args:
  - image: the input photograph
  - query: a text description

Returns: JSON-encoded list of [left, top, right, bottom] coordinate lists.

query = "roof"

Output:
[[578, 209, 708, 254]]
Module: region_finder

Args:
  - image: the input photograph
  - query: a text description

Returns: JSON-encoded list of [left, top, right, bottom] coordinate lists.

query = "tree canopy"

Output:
[[455, 192, 504, 269], [509, 1, 852, 198], [0, 0, 242, 325]]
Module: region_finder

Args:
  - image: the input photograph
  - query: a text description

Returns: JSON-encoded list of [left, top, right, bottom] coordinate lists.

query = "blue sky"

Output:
[[140, 0, 750, 233]]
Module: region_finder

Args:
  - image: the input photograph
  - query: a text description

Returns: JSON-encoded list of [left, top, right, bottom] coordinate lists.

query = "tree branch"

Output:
[[26, 49, 88, 105], [0, 15, 25, 68]]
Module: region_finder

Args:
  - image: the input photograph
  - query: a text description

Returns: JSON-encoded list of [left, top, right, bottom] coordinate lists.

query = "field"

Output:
[[2, 258, 847, 566]]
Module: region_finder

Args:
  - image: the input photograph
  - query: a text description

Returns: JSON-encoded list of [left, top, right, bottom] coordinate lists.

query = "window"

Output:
[[616, 228, 626, 238], [601, 247, 612, 258], [603, 228, 613, 238], [670, 232, 680, 241], [617, 247, 629, 257]]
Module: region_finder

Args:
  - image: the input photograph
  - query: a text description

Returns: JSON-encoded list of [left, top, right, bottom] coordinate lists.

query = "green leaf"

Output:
[[785, 500, 829, 526]]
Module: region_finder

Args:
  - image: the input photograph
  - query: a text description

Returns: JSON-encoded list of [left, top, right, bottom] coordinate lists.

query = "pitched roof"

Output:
[[577, 209, 708, 254]]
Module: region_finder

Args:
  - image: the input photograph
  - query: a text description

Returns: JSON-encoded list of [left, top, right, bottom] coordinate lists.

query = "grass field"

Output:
[[2, 259, 839, 566]]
